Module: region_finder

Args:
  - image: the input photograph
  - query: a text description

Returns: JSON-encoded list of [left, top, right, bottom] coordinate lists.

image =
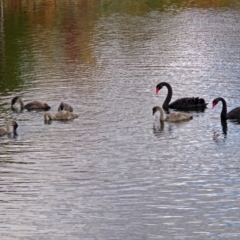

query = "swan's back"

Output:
[[227, 107, 240, 119], [169, 97, 207, 110], [24, 101, 50, 110], [0, 127, 7, 136], [55, 111, 78, 120], [165, 112, 193, 122]]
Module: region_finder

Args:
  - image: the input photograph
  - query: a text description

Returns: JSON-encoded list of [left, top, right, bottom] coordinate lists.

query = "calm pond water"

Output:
[[1, 0, 240, 239]]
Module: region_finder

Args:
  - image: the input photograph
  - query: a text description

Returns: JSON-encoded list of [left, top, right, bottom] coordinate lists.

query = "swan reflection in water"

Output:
[[153, 120, 164, 131], [213, 120, 228, 143], [152, 113, 174, 138], [153, 121, 166, 138]]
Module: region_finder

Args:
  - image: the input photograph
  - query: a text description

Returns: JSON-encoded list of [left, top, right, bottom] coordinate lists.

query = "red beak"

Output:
[[212, 103, 216, 109], [156, 88, 159, 94]]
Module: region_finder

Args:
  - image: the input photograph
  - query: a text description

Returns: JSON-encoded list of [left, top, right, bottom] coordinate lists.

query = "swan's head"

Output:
[[44, 103, 51, 110], [152, 107, 158, 115], [155, 82, 165, 93], [11, 96, 19, 107], [212, 98, 221, 109], [156, 82, 170, 94], [58, 102, 64, 111]]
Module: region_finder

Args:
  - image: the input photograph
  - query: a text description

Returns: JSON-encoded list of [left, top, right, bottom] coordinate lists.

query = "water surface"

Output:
[[1, 1, 240, 239]]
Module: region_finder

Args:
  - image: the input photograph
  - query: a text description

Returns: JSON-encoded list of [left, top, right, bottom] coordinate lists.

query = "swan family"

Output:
[[154, 82, 240, 122], [0, 97, 78, 137], [1, 82, 240, 138]]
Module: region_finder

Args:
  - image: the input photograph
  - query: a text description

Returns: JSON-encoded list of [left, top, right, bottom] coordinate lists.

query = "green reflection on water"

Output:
[[0, 0, 239, 94], [0, 1, 34, 94]]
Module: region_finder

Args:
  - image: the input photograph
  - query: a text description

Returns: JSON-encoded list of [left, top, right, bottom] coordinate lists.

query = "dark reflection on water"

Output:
[[1, 0, 240, 239], [221, 119, 228, 136]]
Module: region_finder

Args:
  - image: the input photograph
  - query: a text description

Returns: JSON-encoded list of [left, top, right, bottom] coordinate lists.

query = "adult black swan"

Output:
[[212, 97, 240, 120], [155, 82, 207, 111]]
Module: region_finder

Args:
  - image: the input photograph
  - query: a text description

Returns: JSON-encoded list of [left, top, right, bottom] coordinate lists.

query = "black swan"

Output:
[[0, 120, 18, 136], [11, 96, 51, 111], [58, 102, 73, 112], [44, 111, 78, 121], [212, 97, 240, 120], [155, 82, 207, 111], [152, 106, 193, 122]]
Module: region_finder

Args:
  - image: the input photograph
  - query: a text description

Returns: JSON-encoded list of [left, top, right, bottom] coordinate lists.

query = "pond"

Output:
[[1, 0, 240, 239]]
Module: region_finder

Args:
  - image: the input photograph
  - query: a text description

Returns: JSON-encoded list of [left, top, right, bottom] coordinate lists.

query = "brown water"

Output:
[[1, 0, 240, 239]]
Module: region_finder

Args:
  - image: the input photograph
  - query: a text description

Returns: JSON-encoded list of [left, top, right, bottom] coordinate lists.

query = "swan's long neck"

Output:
[[44, 112, 55, 120], [156, 106, 165, 121], [6, 121, 13, 133], [219, 98, 227, 120], [162, 82, 172, 111], [18, 97, 25, 108]]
